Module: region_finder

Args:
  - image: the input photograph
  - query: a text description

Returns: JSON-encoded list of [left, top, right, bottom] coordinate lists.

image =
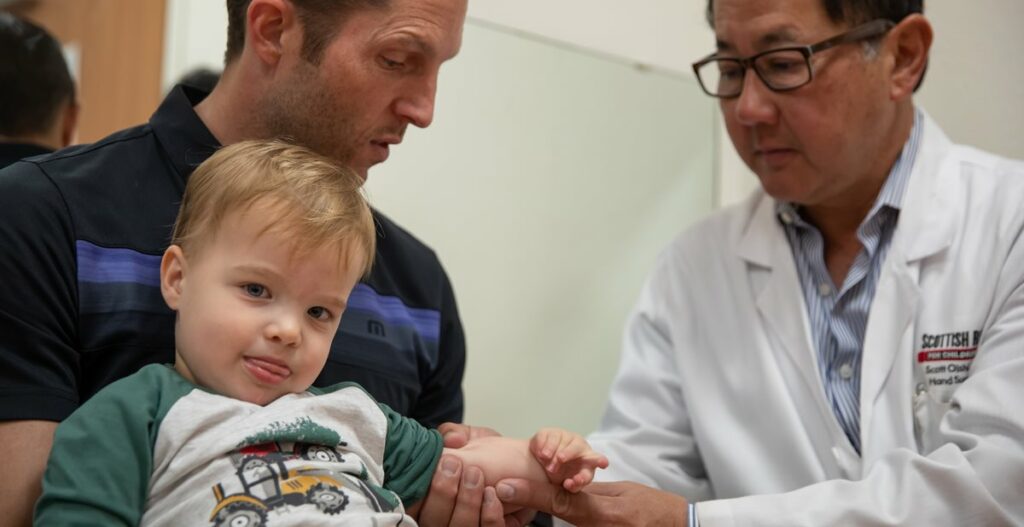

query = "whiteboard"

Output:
[[367, 20, 717, 437]]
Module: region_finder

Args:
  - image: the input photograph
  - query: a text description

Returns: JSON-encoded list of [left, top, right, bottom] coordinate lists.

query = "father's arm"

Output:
[[0, 421, 57, 527], [0, 163, 82, 526]]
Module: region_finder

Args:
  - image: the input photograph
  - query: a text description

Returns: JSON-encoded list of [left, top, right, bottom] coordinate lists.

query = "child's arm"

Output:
[[35, 374, 159, 525], [405, 427, 606, 519], [441, 429, 608, 491], [35, 366, 193, 526], [405, 437, 543, 520]]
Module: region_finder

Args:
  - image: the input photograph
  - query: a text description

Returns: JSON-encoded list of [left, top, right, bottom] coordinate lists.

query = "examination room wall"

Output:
[[163, 0, 1024, 438], [467, 1, 1024, 206]]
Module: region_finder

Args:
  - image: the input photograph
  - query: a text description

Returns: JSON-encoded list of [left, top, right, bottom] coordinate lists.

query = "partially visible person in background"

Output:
[[175, 66, 221, 93], [0, 12, 78, 168]]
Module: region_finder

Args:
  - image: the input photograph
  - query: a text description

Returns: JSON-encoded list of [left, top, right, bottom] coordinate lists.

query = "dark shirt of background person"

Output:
[[0, 12, 78, 169], [175, 67, 221, 94]]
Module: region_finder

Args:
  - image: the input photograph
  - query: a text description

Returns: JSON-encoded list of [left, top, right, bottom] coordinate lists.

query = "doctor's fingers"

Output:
[[504, 506, 539, 527], [494, 478, 612, 526], [495, 479, 689, 527]]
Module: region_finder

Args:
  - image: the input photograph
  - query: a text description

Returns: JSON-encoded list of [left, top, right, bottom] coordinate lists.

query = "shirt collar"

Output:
[[149, 84, 221, 183], [0, 142, 53, 168], [776, 108, 923, 227]]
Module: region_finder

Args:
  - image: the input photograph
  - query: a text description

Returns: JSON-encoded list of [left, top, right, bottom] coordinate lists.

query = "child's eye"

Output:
[[307, 306, 331, 321], [243, 283, 268, 298]]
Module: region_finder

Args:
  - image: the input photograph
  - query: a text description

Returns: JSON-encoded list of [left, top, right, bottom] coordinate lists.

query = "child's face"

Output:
[[161, 203, 364, 405]]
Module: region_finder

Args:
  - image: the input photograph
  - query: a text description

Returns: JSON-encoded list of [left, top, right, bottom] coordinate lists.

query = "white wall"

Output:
[[162, 0, 228, 92], [467, 1, 712, 76]]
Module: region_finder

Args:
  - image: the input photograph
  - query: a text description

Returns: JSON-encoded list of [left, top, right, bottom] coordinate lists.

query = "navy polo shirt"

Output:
[[0, 86, 465, 427], [0, 142, 52, 170]]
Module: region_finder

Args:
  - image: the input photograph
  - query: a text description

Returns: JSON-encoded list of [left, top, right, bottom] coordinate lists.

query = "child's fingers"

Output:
[[562, 469, 593, 493], [540, 429, 562, 461], [554, 435, 588, 463], [529, 431, 545, 459], [534, 429, 610, 479], [546, 451, 562, 474], [530, 428, 557, 462], [566, 467, 597, 491], [584, 452, 609, 470]]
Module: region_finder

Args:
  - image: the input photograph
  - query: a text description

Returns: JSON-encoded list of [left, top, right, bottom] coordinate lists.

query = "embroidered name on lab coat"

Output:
[[917, 330, 980, 387]]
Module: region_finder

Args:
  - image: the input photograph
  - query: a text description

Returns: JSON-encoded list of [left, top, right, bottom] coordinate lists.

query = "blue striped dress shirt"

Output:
[[776, 110, 922, 453]]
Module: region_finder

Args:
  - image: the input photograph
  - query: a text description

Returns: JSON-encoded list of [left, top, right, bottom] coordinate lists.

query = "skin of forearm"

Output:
[[0, 420, 58, 527], [443, 436, 548, 486]]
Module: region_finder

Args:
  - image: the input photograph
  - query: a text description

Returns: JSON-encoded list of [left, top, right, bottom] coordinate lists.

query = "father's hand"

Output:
[[417, 423, 536, 527], [495, 479, 689, 527], [417, 454, 505, 526], [438, 421, 501, 449]]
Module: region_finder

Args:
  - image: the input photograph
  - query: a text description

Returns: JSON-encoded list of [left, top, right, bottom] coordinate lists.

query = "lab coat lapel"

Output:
[[858, 249, 919, 459], [738, 196, 824, 411], [859, 113, 956, 457]]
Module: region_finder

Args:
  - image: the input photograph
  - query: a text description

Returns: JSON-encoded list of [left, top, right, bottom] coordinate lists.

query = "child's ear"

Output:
[[161, 245, 187, 310]]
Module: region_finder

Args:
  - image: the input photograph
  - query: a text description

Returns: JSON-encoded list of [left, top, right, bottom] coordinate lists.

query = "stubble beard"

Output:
[[259, 64, 360, 166]]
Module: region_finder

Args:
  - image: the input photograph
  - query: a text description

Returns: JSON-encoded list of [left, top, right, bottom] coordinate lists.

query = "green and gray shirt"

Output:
[[36, 364, 443, 526]]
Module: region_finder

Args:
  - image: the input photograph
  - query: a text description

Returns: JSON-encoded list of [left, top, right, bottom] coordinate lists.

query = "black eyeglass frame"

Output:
[[691, 19, 896, 98]]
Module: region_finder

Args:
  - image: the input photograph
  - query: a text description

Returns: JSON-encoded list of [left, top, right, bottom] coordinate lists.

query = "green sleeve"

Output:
[[34, 364, 197, 526], [380, 402, 443, 505], [310, 382, 444, 505]]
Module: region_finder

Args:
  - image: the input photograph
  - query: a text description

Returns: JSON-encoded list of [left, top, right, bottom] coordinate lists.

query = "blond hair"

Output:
[[172, 139, 375, 276]]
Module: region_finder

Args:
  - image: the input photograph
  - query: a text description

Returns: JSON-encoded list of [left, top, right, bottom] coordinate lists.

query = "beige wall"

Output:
[[915, 0, 1024, 160]]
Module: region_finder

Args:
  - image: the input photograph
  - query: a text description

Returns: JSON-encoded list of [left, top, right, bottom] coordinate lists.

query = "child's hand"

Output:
[[529, 428, 609, 493]]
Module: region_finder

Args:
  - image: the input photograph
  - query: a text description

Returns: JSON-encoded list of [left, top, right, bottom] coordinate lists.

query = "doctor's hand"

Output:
[[494, 479, 689, 527]]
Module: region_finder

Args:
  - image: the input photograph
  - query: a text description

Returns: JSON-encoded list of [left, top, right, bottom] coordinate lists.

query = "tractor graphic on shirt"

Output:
[[208, 442, 398, 526]]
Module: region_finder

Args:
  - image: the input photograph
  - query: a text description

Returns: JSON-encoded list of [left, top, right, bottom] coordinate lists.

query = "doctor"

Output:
[[492, 0, 1024, 524]]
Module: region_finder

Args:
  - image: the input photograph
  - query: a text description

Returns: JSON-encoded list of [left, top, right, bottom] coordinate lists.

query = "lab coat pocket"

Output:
[[912, 383, 952, 453]]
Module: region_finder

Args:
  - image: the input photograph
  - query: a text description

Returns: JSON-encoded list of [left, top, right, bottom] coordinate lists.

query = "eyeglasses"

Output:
[[692, 19, 895, 98]]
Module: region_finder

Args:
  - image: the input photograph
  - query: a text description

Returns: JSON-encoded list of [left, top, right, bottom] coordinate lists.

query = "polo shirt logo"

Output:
[[367, 320, 387, 337]]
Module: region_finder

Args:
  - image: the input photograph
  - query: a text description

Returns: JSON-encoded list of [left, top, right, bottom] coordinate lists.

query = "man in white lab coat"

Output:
[[491, 0, 1024, 524]]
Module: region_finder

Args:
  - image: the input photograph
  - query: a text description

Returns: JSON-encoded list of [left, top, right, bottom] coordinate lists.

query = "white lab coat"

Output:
[[588, 113, 1024, 526]]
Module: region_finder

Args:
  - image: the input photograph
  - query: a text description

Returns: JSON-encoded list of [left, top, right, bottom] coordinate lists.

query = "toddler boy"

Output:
[[35, 140, 605, 526]]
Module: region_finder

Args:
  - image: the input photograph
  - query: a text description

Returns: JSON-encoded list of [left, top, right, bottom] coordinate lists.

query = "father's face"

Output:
[[263, 0, 467, 179], [714, 0, 896, 208]]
